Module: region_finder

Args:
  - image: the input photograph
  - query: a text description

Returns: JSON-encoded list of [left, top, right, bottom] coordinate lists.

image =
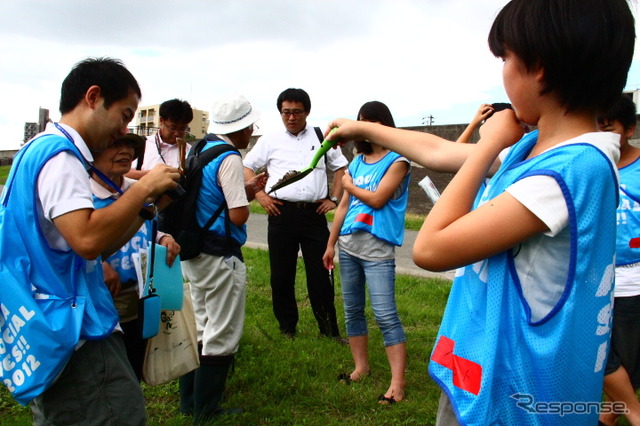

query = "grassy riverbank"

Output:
[[0, 247, 450, 425]]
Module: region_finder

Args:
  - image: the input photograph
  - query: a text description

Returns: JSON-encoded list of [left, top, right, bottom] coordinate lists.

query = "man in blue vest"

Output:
[[180, 94, 266, 423], [0, 57, 180, 425]]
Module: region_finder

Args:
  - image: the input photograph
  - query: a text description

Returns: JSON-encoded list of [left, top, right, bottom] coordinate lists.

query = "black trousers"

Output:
[[267, 202, 340, 337], [120, 319, 148, 381]]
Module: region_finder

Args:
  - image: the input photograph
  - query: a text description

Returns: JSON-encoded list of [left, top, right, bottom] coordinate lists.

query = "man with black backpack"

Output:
[[178, 94, 266, 423]]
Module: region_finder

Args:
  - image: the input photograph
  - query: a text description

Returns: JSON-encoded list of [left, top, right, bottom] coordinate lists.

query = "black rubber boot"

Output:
[[179, 343, 202, 416], [179, 370, 196, 415], [193, 355, 238, 425]]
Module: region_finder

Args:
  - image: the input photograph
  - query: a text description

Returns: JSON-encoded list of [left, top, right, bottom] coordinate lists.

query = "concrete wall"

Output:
[[405, 116, 640, 144], [0, 150, 18, 165], [404, 123, 473, 142]]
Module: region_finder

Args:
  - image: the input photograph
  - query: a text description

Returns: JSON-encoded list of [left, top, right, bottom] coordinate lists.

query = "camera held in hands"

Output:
[[487, 103, 513, 119], [164, 184, 186, 201]]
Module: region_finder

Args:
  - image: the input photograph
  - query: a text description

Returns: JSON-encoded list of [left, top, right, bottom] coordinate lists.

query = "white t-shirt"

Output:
[[137, 132, 191, 171], [37, 123, 95, 251], [215, 136, 249, 210], [614, 263, 640, 297]]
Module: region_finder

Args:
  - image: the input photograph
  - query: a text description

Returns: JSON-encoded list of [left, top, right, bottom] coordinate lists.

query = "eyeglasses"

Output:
[[281, 109, 305, 117], [163, 121, 189, 134]]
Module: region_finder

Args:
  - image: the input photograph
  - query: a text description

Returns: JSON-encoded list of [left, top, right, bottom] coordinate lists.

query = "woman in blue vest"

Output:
[[90, 134, 181, 379], [598, 95, 640, 425], [323, 101, 410, 405]]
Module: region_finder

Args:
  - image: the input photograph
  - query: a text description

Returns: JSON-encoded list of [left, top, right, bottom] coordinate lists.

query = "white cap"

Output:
[[209, 94, 260, 135]]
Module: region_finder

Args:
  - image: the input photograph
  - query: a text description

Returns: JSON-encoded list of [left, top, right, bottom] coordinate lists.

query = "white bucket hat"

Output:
[[209, 94, 260, 135]]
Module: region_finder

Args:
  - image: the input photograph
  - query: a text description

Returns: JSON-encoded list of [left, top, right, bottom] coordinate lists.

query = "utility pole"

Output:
[[421, 115, 435, 126]]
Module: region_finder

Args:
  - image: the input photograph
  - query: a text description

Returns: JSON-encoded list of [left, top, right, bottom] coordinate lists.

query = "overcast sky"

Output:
[[1, 0, 639, 151]]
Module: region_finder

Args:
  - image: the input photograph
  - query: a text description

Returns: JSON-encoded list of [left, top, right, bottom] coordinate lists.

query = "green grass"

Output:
[[0, 165, 9, 185], [250, 201, 426, 231], [0, 247, 451, 425]]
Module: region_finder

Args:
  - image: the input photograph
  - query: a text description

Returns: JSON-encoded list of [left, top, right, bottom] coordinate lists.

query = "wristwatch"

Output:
[[329, 195, 339, 205]]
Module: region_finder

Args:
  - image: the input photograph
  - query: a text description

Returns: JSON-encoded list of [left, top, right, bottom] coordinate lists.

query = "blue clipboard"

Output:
[[145, 244, 184, 310]]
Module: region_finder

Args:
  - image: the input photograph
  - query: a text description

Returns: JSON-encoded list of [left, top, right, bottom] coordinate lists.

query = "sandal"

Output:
[[337, 373, 352, 384], [377, 394, 396, 405], [377, 391, 406, 405], [338, 369, 371, 384]]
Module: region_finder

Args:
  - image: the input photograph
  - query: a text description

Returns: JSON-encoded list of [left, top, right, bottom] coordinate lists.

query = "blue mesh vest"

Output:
[[195, 139, 247, 246], [616, 158, 640, 266], [429, 130, 618, 425], [0, 134, 119, 403], [93, 194, 152, 284], [340, 151, 409, 246]]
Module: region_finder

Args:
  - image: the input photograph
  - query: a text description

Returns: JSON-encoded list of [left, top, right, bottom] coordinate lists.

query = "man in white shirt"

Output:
[[127, 98, 193, 233], [0, 57, 180, 425], [244, 88, 348, 342], [127, 98, 193, 178]]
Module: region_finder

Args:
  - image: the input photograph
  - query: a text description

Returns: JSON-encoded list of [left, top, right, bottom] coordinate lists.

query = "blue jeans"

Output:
[[339, 251, 406, 347]]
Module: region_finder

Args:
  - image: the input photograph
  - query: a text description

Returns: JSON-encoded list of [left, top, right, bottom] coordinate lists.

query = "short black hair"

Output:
[[277, 88, 311, 112], [59, 57, 141, 115], [355, 101, 396, 155], [488, 0, 635, 114], [598, 94, 638, 131], [159, 99, 193, 123]]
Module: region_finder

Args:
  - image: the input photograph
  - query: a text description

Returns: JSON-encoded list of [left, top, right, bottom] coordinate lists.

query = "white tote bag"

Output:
[[142, 282, 200, 386]]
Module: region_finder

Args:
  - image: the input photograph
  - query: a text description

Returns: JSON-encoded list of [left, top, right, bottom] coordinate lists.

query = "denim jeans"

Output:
[[339, 250, 406, 347]]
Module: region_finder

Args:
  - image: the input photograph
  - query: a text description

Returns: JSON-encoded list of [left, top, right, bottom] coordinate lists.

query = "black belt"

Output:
[[278, 200, 320, 210]]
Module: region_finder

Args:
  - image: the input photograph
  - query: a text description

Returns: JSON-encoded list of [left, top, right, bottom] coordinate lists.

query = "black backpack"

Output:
[[162, 135, 238, 260]]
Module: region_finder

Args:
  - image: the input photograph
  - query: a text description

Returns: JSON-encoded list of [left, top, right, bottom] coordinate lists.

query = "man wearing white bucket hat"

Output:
[[179, 94, 267, 423]]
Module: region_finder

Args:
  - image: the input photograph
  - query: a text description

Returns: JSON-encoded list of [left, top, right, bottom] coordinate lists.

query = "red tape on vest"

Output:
[[431, 335, 482, 395], [355, 213, 373, 226]]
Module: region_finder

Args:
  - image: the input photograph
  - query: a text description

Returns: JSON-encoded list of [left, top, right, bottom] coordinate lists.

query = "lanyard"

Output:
[[53, 123, 91, 170], [90, 165, 124, 195], [54, 123, 121, 188], [89, 163, 154, 208], [54, 123, 154, 207], [155, 133, 167, 164], [55, 122, 126, 196], [54, 122, 76, 144], [147, 217, 158, 293]]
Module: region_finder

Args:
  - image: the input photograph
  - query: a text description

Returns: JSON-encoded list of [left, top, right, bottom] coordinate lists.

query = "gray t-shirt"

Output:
[[339, 230, 395, 261]]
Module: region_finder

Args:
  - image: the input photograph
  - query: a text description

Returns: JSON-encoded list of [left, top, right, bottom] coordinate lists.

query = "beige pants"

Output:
[[436, 391, 460, 426], [182, 253, 246, 356]]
